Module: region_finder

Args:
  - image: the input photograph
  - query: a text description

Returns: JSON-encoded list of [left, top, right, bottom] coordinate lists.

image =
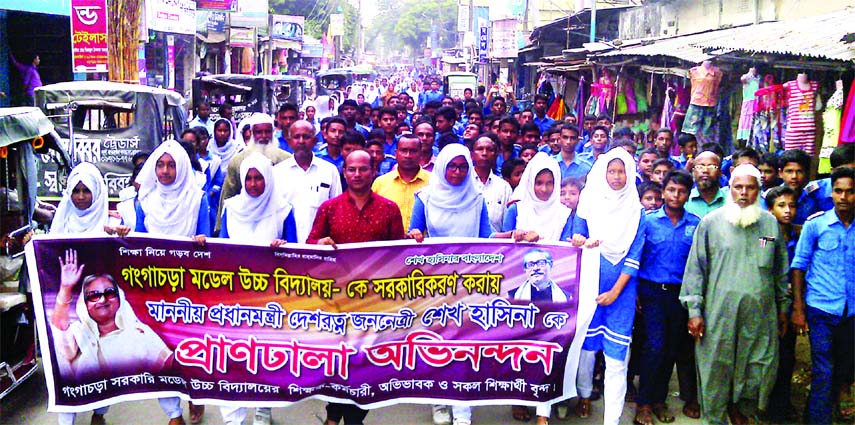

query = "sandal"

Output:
[[634, 405, 655, 425], [652, 403, 675, 423], [576, 398, 591, 419], [682, 400, 700, 419], [512, 405, 532, 422], [189, 402, 205, 424]]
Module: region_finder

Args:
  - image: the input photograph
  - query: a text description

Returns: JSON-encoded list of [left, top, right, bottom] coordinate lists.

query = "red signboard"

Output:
[[70, 0, 108, 73]]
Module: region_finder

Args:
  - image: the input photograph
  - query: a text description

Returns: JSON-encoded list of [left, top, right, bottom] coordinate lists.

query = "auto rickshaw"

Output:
[[191, 74, 307, 123], [0, 107, 71, 399], [34, 82, 187, 200]]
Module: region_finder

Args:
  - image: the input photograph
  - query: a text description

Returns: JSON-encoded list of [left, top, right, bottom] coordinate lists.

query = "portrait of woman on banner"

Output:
[[48, 249, 172, 380]]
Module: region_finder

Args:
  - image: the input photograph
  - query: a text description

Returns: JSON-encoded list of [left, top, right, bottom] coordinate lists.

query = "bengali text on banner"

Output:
[[26, 235, 589, 412]]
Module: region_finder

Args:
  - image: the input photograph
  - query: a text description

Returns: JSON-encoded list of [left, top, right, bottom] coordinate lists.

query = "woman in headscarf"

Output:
[[491, 151, 577, 424], [215, 152, 295, 425], [134, 139, 210, 241], [50, 162, 111, 235], [206, 118, 243, 234], [220, 152, 297, 245], [407, 143, 491, 241], [571, 148, 645, 425], [133, 139, 208, 424], [406, 143, 490, 425], [115, 162, 144, 230], [49, 163, 128, 425], [494, 152, 577, 242]]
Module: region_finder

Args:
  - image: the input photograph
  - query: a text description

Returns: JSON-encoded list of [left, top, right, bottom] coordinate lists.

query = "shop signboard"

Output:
[[302, 43, 324, 58], [457, 5, 470, 32], [229, 27, 256, 48], [474, 6, 489, 63], [70, 0, 108, 73], [145, 0, 196, 35], [271, 15, 304, 42], [490, 18, 518, 58], [207, 12, 227, 33], [196, 0, 238, 12]]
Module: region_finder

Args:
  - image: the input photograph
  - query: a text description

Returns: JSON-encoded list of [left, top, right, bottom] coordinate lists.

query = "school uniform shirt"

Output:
[[551, 153, 593, 180], [760, 182, 824, 225], [533, 115, 555, 135], [273, 155, 343, 243], [638, 208, 701, 285], [495, 144, 521, 175], [473, 172, 513, 234], [791, 209, 855, 317]]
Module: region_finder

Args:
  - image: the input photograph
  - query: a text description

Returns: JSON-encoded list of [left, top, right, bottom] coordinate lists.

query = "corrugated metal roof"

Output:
[[691, 8, 855, 62], [595, 30, 722, 63]]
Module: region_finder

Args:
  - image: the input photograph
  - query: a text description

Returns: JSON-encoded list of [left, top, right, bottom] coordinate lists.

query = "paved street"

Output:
[[2, 365, 703, 425]]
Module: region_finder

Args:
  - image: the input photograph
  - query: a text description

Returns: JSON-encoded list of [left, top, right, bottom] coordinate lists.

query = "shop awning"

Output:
[[691, 8, 855, 62], [592, 30, 727, 64]]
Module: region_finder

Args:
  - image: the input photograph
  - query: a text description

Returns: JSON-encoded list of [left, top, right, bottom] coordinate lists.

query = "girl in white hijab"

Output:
[[405, 143, 490, 425], [50, 163, 128, 425], [50, 162, 109, 235], [571, 147, 645, 425], [407, 143, 491, 240], [134, 139, 210, 240], [494, 152, 575, 242], [220, 152, 296, 244]]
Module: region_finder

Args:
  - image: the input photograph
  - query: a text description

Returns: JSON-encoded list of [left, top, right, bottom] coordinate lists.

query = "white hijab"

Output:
[[223, 152, 292, 242], [136, 140, 204, 237], [511, 152, 572, 241], [208, 118, 244, 174], [50, 162, 109, 234], [576, 147, 641, 265], [418, 144, 484, 237], [315, 95, 337, 120]]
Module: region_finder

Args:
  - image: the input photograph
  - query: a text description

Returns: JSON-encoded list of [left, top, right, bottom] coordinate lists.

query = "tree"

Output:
[[107, 0, 141, 83], [393, 0, 457, 57]]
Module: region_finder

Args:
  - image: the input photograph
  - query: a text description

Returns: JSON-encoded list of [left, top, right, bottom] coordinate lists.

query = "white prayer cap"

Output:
[[730, 163, 762, 183], [246, 113, 274, 129]]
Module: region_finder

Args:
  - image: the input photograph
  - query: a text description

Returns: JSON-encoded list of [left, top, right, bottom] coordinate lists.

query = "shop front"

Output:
[[143, 0, 196, 97]]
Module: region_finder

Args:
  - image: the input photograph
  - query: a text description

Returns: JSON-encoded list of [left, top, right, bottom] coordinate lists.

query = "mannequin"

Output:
[[737, 67, 760, 141], [783, 72, 819, 154], [819, 80, 844, 173], [681, 60, 723, 141]]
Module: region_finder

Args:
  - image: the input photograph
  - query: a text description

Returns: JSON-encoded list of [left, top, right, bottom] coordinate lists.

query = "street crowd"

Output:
[[49, 72, 854, 425]]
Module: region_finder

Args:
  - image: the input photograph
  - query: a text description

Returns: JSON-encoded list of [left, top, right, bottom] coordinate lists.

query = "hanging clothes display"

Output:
[[633, 77, 647, 113], [737, 70, 761, 141], [750, 75, 785, 153], [575, 75, 587, 122], [671, 79, 690, 136], [783, 78, 819, 154], [819, 81, 844, 173], [624, 76, 638, 114], [714, 88, 734, 154], [615, 76, 628, 115], [660, 85, 675, 131], [840, 77, 855, 144], [598, 69, 616, 116], [682, 63, 723, 143]]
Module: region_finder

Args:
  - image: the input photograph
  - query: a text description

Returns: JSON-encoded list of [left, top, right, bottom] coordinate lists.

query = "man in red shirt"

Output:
[[307, 150, 405, 425], [307, 150, 405, 246]]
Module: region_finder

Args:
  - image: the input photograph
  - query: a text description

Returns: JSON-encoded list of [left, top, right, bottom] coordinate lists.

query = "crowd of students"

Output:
[[47, 82, 855, 425]]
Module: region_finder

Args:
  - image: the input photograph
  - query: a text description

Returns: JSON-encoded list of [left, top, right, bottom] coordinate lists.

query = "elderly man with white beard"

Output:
[[216, 113, 292, 234], [679, 164, 791, 425]]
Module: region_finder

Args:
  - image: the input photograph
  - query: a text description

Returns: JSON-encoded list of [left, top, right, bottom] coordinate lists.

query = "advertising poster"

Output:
[[70, 0, 108, 73]]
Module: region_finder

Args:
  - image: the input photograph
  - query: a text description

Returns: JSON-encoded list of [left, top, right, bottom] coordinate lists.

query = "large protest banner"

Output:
[[27, 235, 589, 412]]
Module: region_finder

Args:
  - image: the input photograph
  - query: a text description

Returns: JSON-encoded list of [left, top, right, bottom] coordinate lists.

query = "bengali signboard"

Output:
[[491, 18, 518, 58], [70, 0, 108, 73], [29, 236, 589, 412], [145, 0, 196, 35], [329, 14, 345, 37]]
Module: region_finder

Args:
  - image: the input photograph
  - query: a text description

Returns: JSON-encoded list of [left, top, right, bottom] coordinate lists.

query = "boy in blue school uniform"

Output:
[[763, 185, 800, 422], [791, 166, 855, 424], [634, 169, 701, 424]]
